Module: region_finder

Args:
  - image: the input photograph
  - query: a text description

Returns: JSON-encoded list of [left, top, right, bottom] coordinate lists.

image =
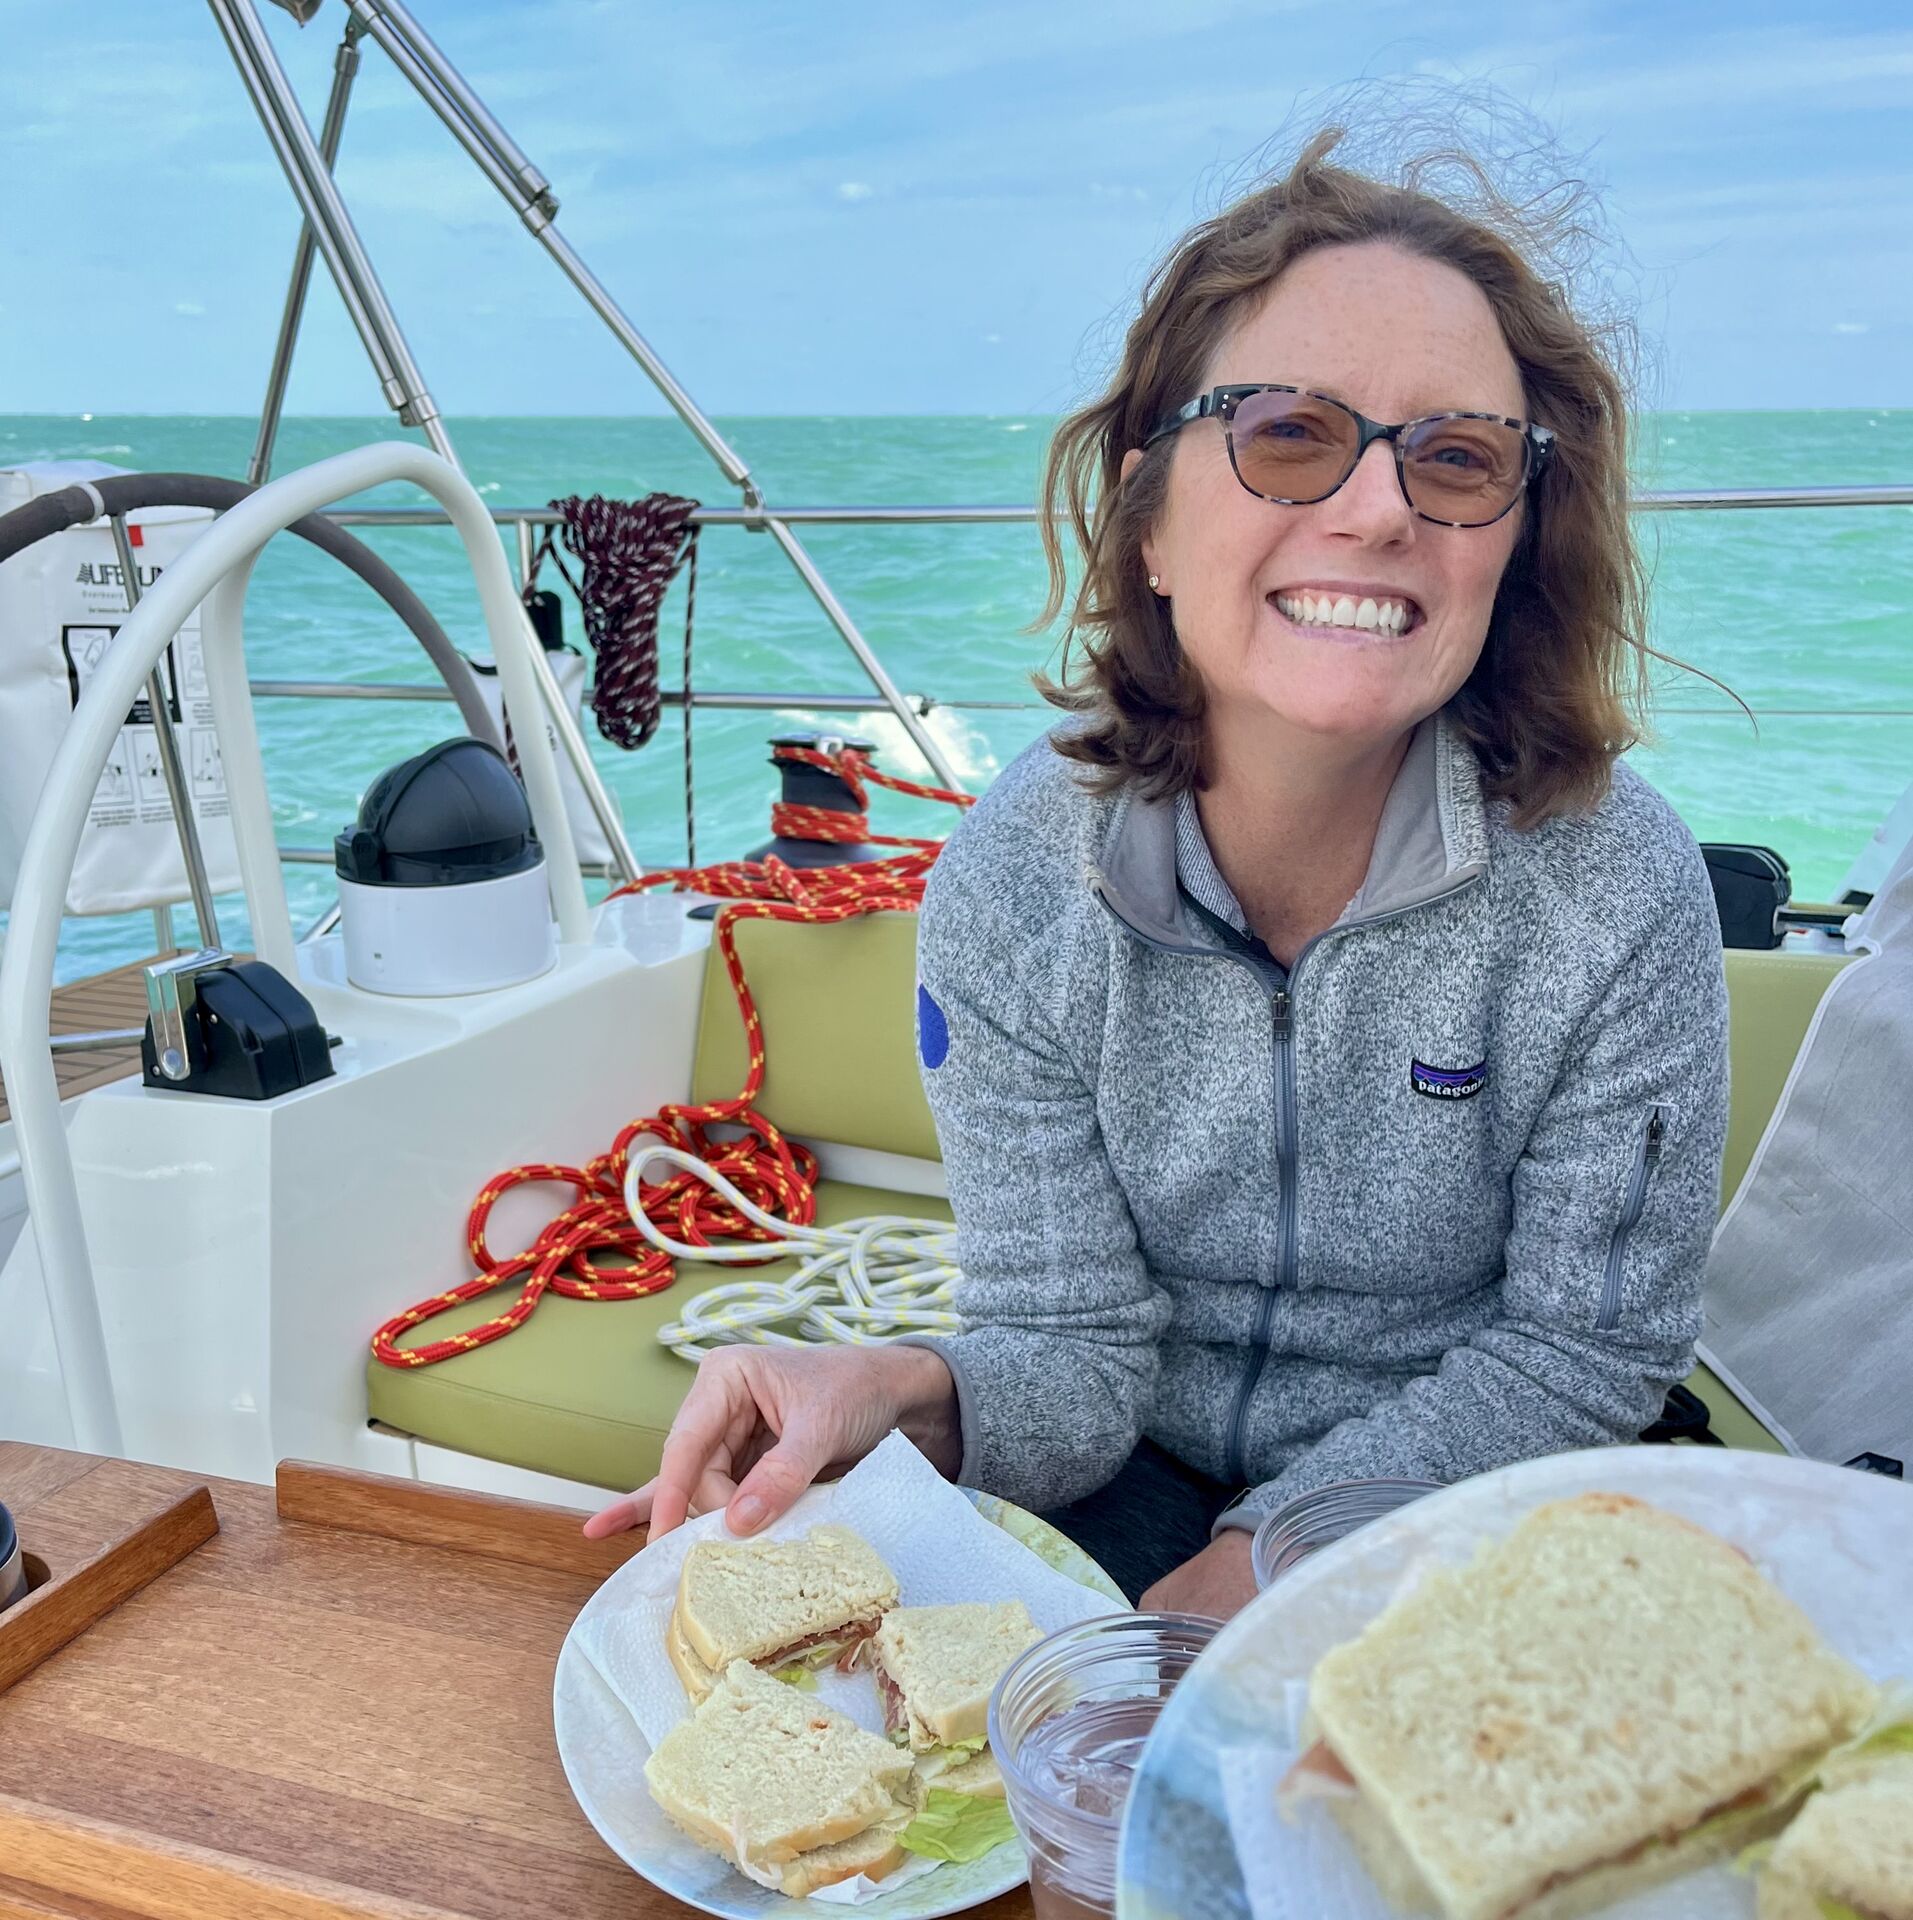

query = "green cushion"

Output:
[[690, 911, 937, 1162], [1721, 948, 1850, 1208], [1682, 1360, 1785, 1455], [366, 1180, 952, 1492], [371, 924, 1850, 1487]]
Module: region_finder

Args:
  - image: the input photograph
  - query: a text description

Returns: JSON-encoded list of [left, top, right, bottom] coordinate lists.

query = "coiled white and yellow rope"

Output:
[[623, 1144, 963, 1359]]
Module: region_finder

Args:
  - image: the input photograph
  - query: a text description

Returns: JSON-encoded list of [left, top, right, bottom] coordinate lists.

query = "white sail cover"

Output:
[[0, 462, 240, 916], [1701, 831, 1913, 1469]]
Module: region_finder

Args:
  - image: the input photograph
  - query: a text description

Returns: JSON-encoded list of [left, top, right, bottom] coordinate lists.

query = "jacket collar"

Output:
[[1090, 708, 1489, 950]]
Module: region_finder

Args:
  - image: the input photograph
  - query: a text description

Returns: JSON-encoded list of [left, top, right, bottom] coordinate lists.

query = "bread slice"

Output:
[[1288, 1492, 1878, 1920], [776, 1820, 911, 1898], [867, 1601, 1044, 1752], [674, 1524, 898, 1676], [666, 1603, 722, 1704], [644, 1658, 914, 1889], [924, 1745, 1005, 1802], [1758, 1755, 1913, 1920]]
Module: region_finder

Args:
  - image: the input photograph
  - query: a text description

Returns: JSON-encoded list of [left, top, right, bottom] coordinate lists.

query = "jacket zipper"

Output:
[[1088, 867, 1484, 1485], [1595, 1105, 1666, 1333], [1224, 979, 1295, 1482]]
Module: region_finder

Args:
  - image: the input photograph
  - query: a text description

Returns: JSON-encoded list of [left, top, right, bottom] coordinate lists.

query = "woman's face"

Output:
[[1128, 241, 1529, 752]]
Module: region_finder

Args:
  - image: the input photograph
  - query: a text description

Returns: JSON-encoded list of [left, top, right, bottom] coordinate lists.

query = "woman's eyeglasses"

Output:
[[1144, 384, 1554, 529]]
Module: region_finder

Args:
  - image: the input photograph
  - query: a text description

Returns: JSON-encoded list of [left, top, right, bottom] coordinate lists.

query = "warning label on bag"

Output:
[[1, 470, 241, 916], [58, 619, 231, 831]]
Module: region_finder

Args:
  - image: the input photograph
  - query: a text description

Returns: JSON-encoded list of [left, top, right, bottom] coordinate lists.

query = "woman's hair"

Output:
[[1037, 108, 1652, 827]]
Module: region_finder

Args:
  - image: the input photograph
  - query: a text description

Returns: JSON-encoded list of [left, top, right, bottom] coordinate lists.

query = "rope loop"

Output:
[[550, 491, 700, 751], [370, 740, 972, 1368]]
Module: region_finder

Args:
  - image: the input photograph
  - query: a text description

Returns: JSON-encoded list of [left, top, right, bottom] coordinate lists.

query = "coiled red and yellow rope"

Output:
[[370, 744, 972, 1368]]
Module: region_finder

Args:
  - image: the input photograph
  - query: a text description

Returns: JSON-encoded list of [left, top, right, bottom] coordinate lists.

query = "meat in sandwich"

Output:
[[667, 1523, 899, 1702]]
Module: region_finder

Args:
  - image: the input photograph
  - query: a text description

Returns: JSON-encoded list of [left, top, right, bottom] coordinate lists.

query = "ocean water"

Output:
[[1, 410, 1908, 986]]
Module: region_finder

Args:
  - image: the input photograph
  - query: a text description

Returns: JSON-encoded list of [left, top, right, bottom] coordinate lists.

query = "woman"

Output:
[[585, 128, 1730, 1620]]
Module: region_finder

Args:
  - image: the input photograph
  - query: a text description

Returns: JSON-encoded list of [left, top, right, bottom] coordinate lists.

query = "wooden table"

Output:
[[0, 1444, 1033, 1920]]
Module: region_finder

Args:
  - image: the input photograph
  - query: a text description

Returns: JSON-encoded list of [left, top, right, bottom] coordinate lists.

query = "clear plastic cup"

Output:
[[989, 1612, 1219, 1920], [1250, 1477, 1442, 1588]]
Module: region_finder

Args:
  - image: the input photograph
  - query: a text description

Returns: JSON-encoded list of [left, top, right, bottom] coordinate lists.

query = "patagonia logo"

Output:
[[1411, 1058, 1487, 1101]]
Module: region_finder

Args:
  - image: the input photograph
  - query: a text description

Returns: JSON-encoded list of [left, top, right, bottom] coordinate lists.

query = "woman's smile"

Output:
[[1266, 584, 1425, 641]]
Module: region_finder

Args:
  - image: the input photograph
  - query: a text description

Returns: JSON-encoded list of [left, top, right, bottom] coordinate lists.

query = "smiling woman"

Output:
[[591, 115, 1731, 1627]]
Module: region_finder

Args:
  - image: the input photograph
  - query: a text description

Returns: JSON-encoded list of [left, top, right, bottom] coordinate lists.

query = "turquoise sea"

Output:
[[2, 410, 1909, 986]]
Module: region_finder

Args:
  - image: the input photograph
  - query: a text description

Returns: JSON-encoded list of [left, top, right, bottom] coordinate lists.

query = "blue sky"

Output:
[[3, 0, 1907, 417]]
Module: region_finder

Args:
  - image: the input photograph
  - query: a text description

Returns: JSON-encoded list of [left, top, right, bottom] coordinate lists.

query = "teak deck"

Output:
[[0, 954, 163, 1128], [0, 1444, 1037, 1920]]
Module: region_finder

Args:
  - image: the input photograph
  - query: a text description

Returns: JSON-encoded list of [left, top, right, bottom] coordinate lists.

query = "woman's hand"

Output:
[[582, 1342, 961, 1542], [1139, 1529, 1258, 1622]]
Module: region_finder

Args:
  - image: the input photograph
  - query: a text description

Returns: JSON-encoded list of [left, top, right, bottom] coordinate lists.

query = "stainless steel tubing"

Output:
[[207, 0, 451, 453], [111, 516, 222, 951], [50, 1030, 147, 1056], [355, 0, 555, 214], [758, 514, 963, 789], [249, 18, 366, 485]]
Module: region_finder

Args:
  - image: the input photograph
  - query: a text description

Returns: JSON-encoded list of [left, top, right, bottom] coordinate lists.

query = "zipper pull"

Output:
[[1645, 1107, 1666, 1161], [1271, 986, 1292, 1040]]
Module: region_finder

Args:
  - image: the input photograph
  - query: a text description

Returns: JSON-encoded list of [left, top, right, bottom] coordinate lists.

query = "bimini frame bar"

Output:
[[214, 0, 964, 795], [209, 0, 644, 881]]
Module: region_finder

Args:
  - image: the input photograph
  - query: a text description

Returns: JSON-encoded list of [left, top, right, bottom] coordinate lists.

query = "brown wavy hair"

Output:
[[1036, 121, 1653, 828]]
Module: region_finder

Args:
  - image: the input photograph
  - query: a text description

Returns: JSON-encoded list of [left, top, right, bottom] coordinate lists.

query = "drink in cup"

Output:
[[1249, 1477, 1441, 1588], [989, 1612, 1219, 1920]]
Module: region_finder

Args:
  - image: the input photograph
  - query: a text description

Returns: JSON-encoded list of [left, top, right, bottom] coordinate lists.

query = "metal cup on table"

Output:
[[0, 1502, 25, 1613]]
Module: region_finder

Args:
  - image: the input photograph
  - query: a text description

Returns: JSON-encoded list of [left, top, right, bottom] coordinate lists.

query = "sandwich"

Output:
[[1276, 1492, 1880, 1920], [667, 1523, 899, 1702], [1755, 1750, 1913, 1920], [644, 1657, 916, 1895], [864, 1600, 1044, 1780]]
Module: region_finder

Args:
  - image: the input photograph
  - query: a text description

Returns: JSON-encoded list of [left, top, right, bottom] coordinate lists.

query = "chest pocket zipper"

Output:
[[1595, 1105, 1667, 1332]]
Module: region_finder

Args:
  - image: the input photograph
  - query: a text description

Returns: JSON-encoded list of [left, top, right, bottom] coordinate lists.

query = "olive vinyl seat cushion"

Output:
[[368, 916, 1849, 1488], [367, 1179, 952, 1492]]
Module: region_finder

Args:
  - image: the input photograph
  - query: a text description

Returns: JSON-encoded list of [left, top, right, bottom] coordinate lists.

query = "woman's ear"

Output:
[[1118, 448, 1165, 592]]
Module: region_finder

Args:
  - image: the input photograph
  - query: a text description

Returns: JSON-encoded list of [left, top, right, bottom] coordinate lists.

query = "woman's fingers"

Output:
[[582, 1480, 655, 1539], [725, 1422, 836, 1535], [649, 1360, 758, 1538]]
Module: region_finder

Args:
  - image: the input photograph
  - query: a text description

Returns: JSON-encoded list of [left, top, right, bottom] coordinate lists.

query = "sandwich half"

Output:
[[864, 1600, 1044, 1777], [1756, 1752, 1913, 1920], [667, 1523, 899, 1702], [644, 1657, 916, 1894], [1278, 1492, 1879, 1920]]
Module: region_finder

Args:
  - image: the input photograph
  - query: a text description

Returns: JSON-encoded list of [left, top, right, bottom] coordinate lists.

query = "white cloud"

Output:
[[174, 300, 206, 317], [837, 181, 875, 201], [1833, 322, 1870, 335]]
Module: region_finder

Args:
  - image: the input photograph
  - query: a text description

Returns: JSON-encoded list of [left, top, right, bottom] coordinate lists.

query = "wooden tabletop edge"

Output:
[[274, 1461, 646, 1579]]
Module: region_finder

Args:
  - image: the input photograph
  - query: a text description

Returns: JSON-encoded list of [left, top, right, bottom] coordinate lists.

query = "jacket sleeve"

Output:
[[1218, 850, 1731, 1537], [896, 840, 1174, 1512]]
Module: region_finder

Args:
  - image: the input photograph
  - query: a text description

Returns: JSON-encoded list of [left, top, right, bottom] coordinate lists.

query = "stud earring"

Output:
[[1147, 574, 1161, 590]]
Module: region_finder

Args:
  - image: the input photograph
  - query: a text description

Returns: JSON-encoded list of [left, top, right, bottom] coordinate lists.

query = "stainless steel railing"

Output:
[[324, 483, 1913, 526]]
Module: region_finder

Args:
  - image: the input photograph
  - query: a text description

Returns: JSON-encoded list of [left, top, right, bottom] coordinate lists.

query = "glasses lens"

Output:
[[1226, 390, 1359, 502], [1400, 416, 1529, 524]]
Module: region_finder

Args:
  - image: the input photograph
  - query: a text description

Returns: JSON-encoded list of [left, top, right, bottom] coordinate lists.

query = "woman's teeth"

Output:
[[1273, 591, 1414, 634]]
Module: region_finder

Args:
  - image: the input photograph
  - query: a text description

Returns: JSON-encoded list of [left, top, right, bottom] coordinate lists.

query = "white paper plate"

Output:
[[555, 1489, 1124, 1918], [1115, 1447, 1913, 1920]]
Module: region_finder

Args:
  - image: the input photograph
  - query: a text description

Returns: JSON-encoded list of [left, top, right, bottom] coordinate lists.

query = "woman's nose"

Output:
[[1319, 437, 1415, 541]]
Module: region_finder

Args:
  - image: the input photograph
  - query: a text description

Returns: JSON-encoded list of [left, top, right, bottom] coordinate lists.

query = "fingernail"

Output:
[[731, 1496, 767, 1532]]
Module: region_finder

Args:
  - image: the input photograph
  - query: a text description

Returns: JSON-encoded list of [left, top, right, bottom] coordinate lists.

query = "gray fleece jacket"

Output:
[[906, 711, 1729, 1535]]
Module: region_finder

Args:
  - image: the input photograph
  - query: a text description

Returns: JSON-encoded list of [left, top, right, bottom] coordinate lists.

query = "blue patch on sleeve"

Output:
[[917, 983, 950, 1070]]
